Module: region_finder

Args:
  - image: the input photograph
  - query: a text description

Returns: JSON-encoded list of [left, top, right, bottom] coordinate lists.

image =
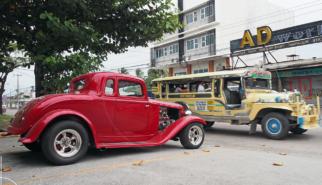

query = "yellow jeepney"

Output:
[[152, 70, 322, 140]]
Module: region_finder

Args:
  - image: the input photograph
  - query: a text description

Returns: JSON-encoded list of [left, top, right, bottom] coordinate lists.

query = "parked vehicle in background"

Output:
[[2, 72, 206, 165], [152, 70, 322, 140]]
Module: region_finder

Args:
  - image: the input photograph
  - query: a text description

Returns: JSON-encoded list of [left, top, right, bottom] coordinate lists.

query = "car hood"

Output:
[[148, 99, 183, 109]]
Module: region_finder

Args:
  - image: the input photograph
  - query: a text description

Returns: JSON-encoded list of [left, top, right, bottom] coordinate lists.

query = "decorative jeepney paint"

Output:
[[152, 69, 322, 131]]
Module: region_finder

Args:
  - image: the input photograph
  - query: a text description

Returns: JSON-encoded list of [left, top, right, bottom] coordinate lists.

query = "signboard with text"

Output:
[[277, 68, 322, 77], [230, 20, 322, 56]]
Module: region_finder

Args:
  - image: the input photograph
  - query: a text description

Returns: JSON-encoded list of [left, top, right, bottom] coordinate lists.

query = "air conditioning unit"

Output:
[[216, 65, 225, 71]]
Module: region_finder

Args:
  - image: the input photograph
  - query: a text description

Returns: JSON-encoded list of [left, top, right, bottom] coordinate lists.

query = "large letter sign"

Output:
[[257, 26, 272, 46], [240, 30, 255, 49]]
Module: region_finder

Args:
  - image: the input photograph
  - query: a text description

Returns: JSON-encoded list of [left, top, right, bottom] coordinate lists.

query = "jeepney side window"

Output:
[[161, 83, 167, 96], [214, 79, 221, 97]]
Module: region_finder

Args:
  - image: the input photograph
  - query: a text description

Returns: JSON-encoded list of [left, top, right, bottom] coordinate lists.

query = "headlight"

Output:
[[184, 110, 192, 115], [18, 117, 24, 126]]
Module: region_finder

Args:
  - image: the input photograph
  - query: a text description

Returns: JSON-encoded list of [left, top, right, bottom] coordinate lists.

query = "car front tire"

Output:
[[180, 122, 205, 149], [41, 120, 89, 165], [261, 112, 289, 140]]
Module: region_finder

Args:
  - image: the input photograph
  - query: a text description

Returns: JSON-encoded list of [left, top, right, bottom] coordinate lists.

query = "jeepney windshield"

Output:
[[244, 77, 270, 89]]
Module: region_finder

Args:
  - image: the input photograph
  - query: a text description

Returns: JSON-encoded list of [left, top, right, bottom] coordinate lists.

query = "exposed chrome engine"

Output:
[[159, 107, 175, 131]]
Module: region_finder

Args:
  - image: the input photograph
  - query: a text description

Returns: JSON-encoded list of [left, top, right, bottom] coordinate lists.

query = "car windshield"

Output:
[[244, 78, 270, 89]]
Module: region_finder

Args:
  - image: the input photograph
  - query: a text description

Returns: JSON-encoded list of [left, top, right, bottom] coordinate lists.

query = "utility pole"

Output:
[[13, 74, 22, 109]]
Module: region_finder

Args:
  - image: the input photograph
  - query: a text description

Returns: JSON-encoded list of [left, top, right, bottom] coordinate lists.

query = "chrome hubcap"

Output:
[[188, 126, 203, 145], [54, 129, 82, 158]]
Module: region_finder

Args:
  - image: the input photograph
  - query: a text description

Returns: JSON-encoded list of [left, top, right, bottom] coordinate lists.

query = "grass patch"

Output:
[[0, 114, 13, 125]]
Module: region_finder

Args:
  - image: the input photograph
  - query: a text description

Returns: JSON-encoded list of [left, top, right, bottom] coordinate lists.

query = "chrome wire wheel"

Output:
[[54, 129, 82, 158], [188, 126, 203, 145]]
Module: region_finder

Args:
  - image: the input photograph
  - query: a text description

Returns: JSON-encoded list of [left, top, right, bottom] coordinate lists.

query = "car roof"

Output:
[[74, 72, 144, 82]]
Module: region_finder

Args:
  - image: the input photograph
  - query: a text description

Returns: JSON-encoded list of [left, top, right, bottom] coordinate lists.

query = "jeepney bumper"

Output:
[[298, 115, 322, 130]]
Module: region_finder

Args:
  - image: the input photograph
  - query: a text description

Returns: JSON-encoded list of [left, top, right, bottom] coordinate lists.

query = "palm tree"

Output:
[[119, 67, 129, 74], [135, 68, 144, 78]]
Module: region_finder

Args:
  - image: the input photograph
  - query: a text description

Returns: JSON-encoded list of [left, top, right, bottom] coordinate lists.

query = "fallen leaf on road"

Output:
[[133, 160, 143, 166], [279, 153, 287, 155], [12, 146, 15, 147], [273, 162, 283, 166], [184, 152, 189, 155], [202, 150, 210, 152], [213, 145, 220, 147], [2, 168, 12, 172], [0, 151, 2, 153], [258, 144, 265, 146], [20, 145, 23, 146], [32, 175, 36, 177]]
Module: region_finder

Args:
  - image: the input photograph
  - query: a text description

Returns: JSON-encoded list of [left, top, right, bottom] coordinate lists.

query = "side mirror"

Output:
[[246, 78, 254, 87]]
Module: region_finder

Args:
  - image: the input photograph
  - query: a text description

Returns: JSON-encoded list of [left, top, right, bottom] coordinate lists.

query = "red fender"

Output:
[[97, 115, 206, 149], [18, 109, 98, 146], [149, 115, 206, 144]]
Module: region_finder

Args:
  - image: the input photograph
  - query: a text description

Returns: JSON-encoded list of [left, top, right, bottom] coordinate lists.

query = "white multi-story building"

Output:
[[151, 0, 295, 76]]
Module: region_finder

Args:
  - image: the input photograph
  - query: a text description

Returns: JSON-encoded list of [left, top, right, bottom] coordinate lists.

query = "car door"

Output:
[[113, 77, 150, 135]]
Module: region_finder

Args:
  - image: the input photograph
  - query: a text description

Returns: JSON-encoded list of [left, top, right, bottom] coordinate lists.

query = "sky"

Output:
[[3, 0, 322, 97]]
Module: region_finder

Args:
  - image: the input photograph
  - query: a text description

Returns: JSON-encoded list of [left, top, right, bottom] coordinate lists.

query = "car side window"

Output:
[[105, 79, 114, 95], [118, 80, 143, 97]]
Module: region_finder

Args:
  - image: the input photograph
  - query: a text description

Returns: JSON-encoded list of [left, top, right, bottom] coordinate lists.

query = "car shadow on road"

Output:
[[82, 142, 185, 162], [205, 126, 316, 141], [3, 142, 185, 167]]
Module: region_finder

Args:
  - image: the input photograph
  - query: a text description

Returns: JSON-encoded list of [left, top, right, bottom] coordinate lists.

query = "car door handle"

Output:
[[145, 105, 150, 107]]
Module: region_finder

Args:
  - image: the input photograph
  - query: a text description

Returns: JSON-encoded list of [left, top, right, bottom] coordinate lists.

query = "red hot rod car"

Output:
[[2, 72, 206, 165]]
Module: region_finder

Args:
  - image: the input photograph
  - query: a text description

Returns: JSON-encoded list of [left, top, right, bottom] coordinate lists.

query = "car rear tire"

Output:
[[41, 120, 89, 165], [180, 122, 204, 149], [20, 134, 42, 152], [290, 127, 307, 134], [261, 112, 289, 140], [23, 141, 42, 152]]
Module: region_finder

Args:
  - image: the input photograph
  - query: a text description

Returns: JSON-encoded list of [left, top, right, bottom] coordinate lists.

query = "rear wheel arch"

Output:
[[39, 114, 96, 147]]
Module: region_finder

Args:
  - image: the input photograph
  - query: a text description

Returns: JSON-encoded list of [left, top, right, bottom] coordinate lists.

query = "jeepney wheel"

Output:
[[41, 120, 89, 165], [180, 122, 205, 149], [290, 127, 307, 134], [261, 112, 289, 140]]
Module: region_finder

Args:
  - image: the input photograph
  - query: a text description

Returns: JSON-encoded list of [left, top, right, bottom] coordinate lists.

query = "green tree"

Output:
[[119, 67, 129, 74], [144, 69, 168, 90], [135, 68, 145, 78], [1, 0, 182, 97], [0, 43, 30, 114]]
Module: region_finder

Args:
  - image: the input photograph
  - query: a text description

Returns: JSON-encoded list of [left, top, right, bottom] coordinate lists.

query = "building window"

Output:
[[201, 5, 213, 19], [202, 34, 215, 47], [155, 50, 159, 58], [171, 44, 178, 54], [187, 40, 194, 51], [165, 48, 167, 56], [175, 72, 187, 76], [195, 39, 198, 49], [194, 12, 197, 21], [187, 12, 197, 24], [194, 69, 208, 74], [158, 48, 164, 57], [201, 9, 205, 19]]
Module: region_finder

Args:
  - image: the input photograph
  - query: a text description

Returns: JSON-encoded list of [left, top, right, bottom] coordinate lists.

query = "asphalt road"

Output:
[[1, 121, 322, 185]]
